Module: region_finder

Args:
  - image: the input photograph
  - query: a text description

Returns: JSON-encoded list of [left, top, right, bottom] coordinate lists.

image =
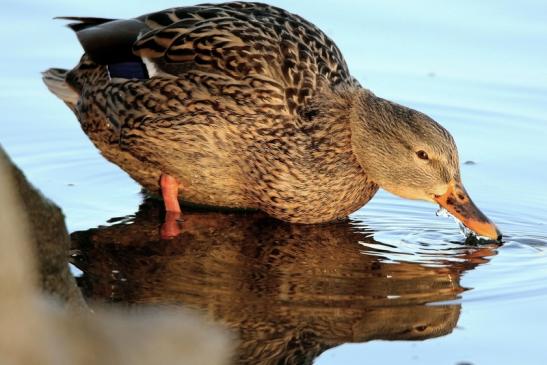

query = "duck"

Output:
[[43, 1, 501, 240]]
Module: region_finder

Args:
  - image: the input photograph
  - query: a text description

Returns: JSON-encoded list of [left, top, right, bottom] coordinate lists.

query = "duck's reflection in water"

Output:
[[71, 199, 498, 365]]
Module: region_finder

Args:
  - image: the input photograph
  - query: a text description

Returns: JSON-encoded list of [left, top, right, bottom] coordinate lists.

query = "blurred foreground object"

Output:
[[0, 146, 232, 365]]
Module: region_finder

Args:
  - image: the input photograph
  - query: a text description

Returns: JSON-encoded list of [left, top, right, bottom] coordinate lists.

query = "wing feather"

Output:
[[64, 3, 354, 114]]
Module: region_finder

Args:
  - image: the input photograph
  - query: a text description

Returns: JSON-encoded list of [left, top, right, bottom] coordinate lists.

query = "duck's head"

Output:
[[350, 91, 501, 241]]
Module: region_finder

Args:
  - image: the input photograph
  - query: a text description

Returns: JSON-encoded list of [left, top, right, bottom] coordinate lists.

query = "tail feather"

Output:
[[56, 16, 146, 64], [42, 68, 79, 109], [55, 16, 115, 31]]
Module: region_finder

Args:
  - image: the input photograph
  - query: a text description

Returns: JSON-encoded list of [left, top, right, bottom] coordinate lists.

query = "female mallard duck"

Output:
[[43, 2, 500, 240]]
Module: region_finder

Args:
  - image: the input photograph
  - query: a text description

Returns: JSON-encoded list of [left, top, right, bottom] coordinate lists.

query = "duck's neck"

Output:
[[347, 89, 409, 188]]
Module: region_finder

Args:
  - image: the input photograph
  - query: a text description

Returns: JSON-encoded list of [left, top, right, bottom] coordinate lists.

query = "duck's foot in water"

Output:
[[160, 174, 182, 239]]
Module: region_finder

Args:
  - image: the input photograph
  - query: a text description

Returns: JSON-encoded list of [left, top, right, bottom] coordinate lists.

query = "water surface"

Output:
[[1, 1, 546, 364]]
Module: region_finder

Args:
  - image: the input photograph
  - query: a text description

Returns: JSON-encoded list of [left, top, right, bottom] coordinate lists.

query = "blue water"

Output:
[[1, 1, 546, 364]]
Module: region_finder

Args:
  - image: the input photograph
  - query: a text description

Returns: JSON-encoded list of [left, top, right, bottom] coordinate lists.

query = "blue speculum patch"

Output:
[[107, 61, 149, 79]]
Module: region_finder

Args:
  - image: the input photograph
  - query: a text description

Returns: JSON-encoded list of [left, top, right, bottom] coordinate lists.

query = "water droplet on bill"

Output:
[[436, 207, 450, 217]]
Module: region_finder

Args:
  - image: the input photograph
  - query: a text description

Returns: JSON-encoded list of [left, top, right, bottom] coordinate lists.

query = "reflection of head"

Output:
[[72, 199, 493, 365], [352, 305, 460, 342]]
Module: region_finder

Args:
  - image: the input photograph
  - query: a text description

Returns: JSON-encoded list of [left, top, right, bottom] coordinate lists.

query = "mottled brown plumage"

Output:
[[44, 2, 501, 236]]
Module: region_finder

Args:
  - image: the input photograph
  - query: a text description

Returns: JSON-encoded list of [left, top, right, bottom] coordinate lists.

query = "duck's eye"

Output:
[[416, 150, 429, 160]]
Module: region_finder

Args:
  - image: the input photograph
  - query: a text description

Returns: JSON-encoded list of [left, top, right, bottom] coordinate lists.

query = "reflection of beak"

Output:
[[434, 180, 502, 241]]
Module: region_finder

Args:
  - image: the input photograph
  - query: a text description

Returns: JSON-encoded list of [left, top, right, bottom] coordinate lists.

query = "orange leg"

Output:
[[160, 174, 182, 239]]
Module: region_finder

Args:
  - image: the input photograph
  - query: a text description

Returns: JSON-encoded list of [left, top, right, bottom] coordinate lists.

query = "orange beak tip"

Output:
[[458, 218, 502, 242], [459, 221, 503, 243], [463, 231, 503, 246]]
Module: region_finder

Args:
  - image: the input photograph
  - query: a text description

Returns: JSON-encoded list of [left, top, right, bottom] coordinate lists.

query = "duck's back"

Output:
[[69, 2, 355, 113]]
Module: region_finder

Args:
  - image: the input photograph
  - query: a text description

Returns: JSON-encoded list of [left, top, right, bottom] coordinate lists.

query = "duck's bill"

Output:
[[434, 180, 502, 241]]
